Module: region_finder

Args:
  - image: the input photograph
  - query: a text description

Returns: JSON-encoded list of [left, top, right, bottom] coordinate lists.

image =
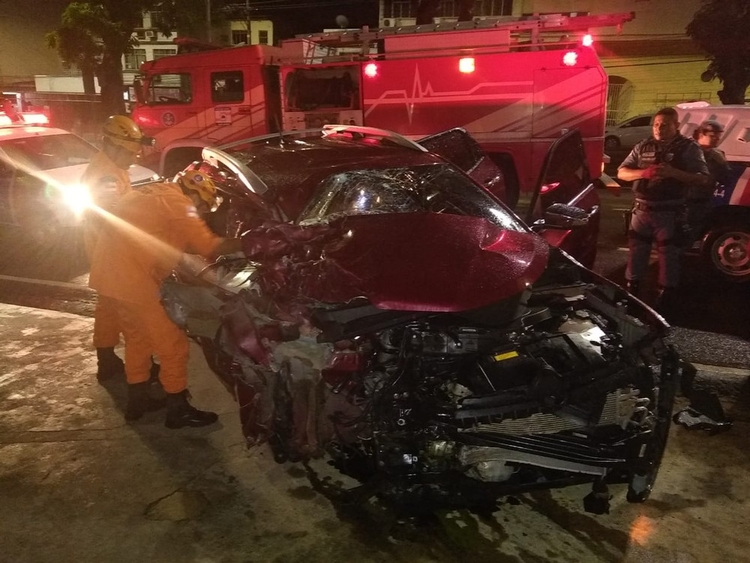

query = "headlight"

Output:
[[60, 183, 93, 217]]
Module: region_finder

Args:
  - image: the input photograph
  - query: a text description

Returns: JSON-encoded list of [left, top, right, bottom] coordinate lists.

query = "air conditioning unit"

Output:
[[382, 19, 392, 27], [145, 30, 155, 39]]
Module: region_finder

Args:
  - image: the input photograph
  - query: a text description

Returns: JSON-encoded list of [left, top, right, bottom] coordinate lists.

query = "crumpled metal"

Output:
[[673, 391, 733, 434]]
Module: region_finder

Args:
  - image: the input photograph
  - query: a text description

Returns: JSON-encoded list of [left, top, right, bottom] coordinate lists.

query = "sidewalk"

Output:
[[1, 303, 750, 563]]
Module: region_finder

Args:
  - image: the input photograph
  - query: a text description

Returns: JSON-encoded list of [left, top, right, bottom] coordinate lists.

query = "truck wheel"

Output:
[[604, 136, 620, 152], [702, 224, 750, 283]]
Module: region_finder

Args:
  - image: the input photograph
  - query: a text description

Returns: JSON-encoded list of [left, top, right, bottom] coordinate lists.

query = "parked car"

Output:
[[158, 125, 680, 513], [0, 124, 159, 246], [604, 114, 653, 151]]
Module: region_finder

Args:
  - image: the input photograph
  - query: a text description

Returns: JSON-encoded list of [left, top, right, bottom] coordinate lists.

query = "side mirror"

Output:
[[133, 78, 145, 103]]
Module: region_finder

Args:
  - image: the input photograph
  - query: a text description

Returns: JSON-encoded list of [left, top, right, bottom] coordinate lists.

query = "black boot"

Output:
[[165, 390, 218, 429], [655, 286, 678, 313], [125, 382, 167, 421], [96, 347, 125, 383], [625, 280, 641, 297]]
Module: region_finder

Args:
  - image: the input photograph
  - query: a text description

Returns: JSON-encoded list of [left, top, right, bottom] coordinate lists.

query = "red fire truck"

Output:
[[131, 12, 633, 206]]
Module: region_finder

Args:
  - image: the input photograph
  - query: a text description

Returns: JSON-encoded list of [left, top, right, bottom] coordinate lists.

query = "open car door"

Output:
[[518, 129, 601, 269], [417, 128, 509, 205]]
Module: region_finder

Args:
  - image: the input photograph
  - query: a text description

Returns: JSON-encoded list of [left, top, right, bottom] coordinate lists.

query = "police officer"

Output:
[[88, 168, 242, 428], [617, 107, 708, 306], [687, 120, 730, 248], [81, 115, 153, 382]]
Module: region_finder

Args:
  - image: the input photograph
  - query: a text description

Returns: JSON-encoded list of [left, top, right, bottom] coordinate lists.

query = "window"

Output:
[[232, 30, 248, 45], [153, 49, 175, 60], [474, 0, 512, 16], [124, 49, 146, 71], [439, 1, 457, 17], [146, 73, 192, 104], [258, 30, 269, 45], [390, 0, 412, 18], [211, 71, 244, 103]]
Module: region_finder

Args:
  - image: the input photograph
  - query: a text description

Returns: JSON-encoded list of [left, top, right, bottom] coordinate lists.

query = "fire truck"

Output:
[[131, 12, 633, 206]]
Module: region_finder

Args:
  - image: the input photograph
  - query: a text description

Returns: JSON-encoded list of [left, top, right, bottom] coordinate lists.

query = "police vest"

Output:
[[633, 135, 695, 202]]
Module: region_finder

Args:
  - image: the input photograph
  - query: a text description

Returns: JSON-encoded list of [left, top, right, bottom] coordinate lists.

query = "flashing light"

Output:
[[60, 183, 93, 217], [562, 51, 578, 67], [364, 63, 378, 78], [21, 113, 49, 125], [459, 57, 475, 74], [582, 34, 594, 47]]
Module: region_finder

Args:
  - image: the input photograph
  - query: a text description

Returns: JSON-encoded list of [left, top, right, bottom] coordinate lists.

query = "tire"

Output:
[[701, 224, 750, 283], [604, 136, 620, 152]]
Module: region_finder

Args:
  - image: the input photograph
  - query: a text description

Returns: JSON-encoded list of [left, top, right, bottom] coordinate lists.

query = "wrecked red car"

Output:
[[162, 126, 680, 514]]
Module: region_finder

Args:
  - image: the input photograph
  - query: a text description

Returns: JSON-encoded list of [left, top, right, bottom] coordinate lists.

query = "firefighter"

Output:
[[88, 168, 242, 427], [617, 107, 708, 306], [81, 115, 152, 382]]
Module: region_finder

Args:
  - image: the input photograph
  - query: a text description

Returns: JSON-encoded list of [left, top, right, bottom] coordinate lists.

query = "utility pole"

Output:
[[206, 0, 211, 42]]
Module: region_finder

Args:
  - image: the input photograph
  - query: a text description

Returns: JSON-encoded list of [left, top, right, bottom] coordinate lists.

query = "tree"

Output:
[[686, 0, 750, 105], [46, 1, 219, 116]]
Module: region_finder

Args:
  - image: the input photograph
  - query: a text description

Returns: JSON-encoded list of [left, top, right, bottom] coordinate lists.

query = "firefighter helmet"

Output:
[[175, 169, 218, 208], [102, 115, 149, 153]]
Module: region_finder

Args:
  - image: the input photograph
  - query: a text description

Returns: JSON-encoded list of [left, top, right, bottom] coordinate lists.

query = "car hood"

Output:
[[242, 213, 549, 312], [41, 163, 158, 186]]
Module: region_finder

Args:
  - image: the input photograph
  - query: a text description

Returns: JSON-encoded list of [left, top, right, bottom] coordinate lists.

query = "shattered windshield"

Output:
[[298, 163, 527, 232]]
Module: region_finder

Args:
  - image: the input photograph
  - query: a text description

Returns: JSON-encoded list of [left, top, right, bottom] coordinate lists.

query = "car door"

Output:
[[520, 129, 601, 269], [417, 128, 508, 204]]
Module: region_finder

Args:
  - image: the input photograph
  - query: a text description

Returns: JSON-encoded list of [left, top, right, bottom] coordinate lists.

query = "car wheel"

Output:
[[604, 136, 620, 152], [702, 224, 750, 283]]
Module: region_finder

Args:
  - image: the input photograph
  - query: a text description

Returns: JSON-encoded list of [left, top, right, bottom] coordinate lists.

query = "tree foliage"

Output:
[[686, 0, 750, 105], [46, 1, 219, 116]]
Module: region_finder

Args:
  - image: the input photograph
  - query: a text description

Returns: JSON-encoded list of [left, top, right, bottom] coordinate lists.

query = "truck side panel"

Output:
[[358, 49, 606, 191]]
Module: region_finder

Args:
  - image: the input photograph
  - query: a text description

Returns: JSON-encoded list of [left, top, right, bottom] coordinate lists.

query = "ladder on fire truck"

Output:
[[284, 12, 634, 63]]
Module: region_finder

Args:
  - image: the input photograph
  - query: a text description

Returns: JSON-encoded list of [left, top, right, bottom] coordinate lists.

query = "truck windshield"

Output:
[[145, 73, 192, 105]]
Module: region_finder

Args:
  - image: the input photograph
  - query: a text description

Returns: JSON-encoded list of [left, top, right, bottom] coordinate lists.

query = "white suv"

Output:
[[0, 124, 159, 245]]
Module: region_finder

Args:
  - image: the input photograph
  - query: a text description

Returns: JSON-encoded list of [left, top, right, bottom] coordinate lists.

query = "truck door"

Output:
[[520, 129, 601, 269], [142, 70, 203, 145]]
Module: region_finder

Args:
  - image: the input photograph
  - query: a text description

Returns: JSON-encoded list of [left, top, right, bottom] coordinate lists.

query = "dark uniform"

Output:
[[685, 147, 729, 247], [620, 134, 708, 289]]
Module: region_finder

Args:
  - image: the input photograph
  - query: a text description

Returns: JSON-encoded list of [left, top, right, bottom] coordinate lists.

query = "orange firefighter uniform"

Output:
[[88, 182, 224, 394], [80, 150, 132, 349]]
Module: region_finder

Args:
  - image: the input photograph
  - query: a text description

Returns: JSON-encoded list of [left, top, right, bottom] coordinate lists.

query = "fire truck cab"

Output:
[[133, 45, 283, 176], [131, 12, 633, 208]]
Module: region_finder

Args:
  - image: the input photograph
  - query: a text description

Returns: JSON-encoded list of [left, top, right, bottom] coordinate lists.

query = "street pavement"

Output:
[[1, 302, 750, 563]]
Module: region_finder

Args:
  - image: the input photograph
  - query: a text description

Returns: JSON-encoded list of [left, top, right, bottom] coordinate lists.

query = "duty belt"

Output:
[[633, 199, 685, 212]]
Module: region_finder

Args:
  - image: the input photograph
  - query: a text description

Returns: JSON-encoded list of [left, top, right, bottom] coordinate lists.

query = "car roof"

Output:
[[0, 125, 82, 141], [219, 131, 446, 219]]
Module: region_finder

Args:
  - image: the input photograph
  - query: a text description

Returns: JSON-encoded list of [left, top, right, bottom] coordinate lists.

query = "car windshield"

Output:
[[0, 133, 97, 171], [298, 163, 527, 232]]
